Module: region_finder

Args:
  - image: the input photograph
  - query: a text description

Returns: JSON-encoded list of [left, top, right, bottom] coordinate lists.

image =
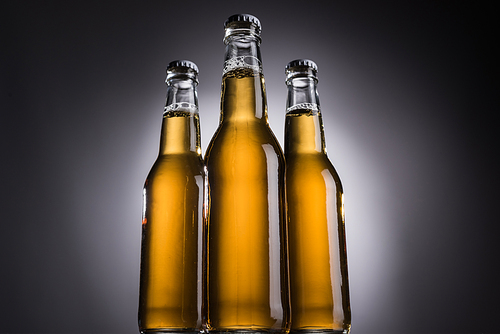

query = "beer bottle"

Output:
[[284, 59, 351, 333], [204, 14, 290, 334], [139, 60, 205, 334]]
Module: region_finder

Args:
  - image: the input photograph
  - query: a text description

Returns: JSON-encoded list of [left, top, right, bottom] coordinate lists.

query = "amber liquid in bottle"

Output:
[[285, 108, 351, 334], [204, 68, 289, 333], [139, 109, 204, 334]]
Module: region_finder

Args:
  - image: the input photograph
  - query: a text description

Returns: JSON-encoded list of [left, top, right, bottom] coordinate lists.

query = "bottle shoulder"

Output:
[[285, 153, 342, 188], [146, 153, 205, 182], [205, 121, 284, 163]]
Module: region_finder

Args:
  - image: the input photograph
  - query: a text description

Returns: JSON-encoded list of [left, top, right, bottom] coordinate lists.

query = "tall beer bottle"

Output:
[[139, 60, 205, 334], [284, 59, 351, 334], [204, 14, 290, 334]]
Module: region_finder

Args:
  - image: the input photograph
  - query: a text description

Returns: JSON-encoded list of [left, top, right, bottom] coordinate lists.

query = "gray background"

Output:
[[1, 1, 498, 333]]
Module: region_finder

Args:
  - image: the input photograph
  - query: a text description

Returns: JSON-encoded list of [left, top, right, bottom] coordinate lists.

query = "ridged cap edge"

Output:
[[224, 14, 261, 30], [167, 60, 199, 74], [285, 59, 318, 72]]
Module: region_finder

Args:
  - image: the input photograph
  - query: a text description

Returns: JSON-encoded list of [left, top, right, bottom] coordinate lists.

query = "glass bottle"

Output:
[[138, 60, 205, 334], [284, 59, 351, 334], [204, 14, 290, 334]]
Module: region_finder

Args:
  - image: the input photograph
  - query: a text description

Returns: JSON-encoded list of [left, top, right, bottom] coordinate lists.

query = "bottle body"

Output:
[[139, 62, 204, 334], [284, 60, 351, 334], [285, 110, 350, 334], [139, 145, 205, 333], [204, 15, 290, 333], [205, 69, 288, 333]]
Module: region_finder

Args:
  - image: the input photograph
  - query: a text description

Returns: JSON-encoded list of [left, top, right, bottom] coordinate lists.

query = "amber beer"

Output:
[[284, 60, 351, 333], [204, 15, 290, 334], [138, 61, 204, 334]]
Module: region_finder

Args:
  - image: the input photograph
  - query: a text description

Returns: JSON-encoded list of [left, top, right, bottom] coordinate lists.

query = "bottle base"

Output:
[[289, 329, 350, 334], [140, 329, 204, 334], [208, 330, 287, 334]]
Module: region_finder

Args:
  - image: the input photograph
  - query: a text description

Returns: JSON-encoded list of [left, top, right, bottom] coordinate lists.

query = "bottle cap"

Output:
[[285, 59, 318, 84], [285, 59, 318, 72], [166, 60, 199, 84], [167, 60, 199, 74], [223, 14, 261, 43], [224, 14, 261, 30]]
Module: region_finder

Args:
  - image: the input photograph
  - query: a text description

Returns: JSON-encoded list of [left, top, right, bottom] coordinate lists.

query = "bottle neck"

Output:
[[159, 77, 201, 155], [220, 34, 267, 122], [285, 76, 326, 154], [223, 34, 262, 74]]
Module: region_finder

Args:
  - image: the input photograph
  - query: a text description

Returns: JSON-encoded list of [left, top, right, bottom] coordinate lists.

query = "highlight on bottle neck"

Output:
[[285, 59, 320, 113], [223, 14, 263, 75], [165, 60, 199, 114]]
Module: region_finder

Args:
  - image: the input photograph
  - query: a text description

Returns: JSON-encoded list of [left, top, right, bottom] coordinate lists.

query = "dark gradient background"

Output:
[[1, 1, 498, 333]]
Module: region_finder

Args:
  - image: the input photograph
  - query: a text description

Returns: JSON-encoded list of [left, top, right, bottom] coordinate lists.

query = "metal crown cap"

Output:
[[167, 60, 199, 74], [285, 59, 318, 72], [224, 14, 261, 30]]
